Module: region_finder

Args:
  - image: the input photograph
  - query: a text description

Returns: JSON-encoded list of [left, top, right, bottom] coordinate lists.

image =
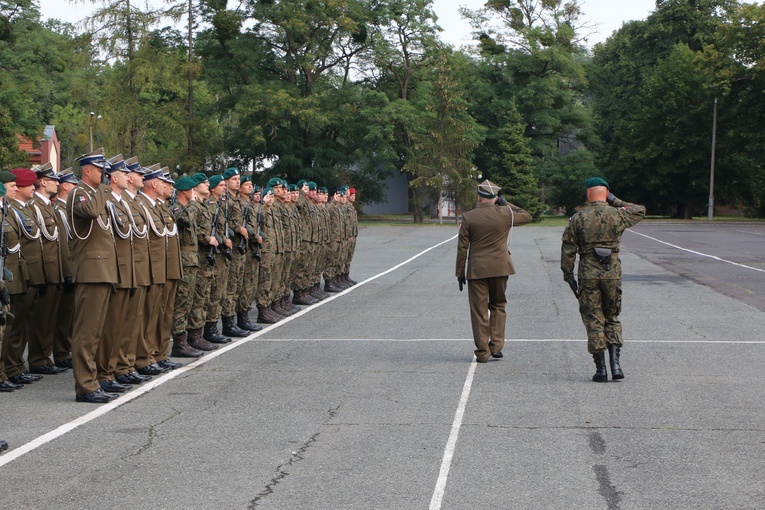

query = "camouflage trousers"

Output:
[[294, 241, 315, 289], [324, 241, 343, 278], [189, 254, 214, 330], [342, 236, 356, 274], [237, 252, 259, 313], [578, 279, 623, 353], [280, 250, 294, 298], [222, 251, 245, 316], [206, 254, 229, 321], [256, 251, 276, 307], [172, 265, 198, 335], [316, 242, 330, 283]]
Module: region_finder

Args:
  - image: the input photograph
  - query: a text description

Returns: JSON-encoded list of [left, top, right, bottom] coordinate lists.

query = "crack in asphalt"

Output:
[[121, 408, 181, 461], [247, 405, 342, 508]]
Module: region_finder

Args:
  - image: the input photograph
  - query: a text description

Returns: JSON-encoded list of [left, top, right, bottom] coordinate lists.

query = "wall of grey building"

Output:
[[361, 171, 409, 215]]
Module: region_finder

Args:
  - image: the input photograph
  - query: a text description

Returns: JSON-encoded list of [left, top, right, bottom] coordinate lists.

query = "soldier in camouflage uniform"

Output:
[[219, 168, 249, 337], [315, 187, 332, 295], [293, 181, 321, 304], [187, 173, 222, 350], [236, 178, 263, 331], [204, 175, 234, 343], [343, 187, 358, 285], [169, 176, 204, 358], [561, 177, 646, 382], [265, 178, 287, 319], [324, 188, 347, 292], [256, 187, 283, 324]]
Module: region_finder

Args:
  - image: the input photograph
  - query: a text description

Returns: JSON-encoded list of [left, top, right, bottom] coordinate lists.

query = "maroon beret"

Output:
[[10, 168, 37, 187]]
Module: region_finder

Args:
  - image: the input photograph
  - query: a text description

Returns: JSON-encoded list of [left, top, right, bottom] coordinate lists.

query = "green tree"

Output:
[[404, 55, 484, 223], [492, 104, 543, 219]]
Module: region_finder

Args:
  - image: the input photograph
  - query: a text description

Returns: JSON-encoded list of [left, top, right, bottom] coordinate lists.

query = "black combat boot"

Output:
[[188, 328, 219, 351], [237, 311, 262, 332], [592, 351, 608, 382], [310, 283, 327, 300], [608, 344, 624, 380], [203, 321, 232, 343], [343, 273, 357, 285], [222, 315, 249, 337], [284, 294, 300, 314], [257, 305, 279, 324], [324, 277, 343, 293], [170, 332, 204, 358], [294, 288, 319, 305]]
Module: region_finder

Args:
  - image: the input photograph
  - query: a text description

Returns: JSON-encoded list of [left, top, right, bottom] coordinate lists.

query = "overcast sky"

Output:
[[38, 0, 657, 47]]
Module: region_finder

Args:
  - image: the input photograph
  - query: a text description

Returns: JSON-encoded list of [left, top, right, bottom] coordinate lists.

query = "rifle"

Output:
[[253, 206, 262, 261], [207, 199, 220, 265], [219, 195, 232, 261], [236, 191, 256, 254]]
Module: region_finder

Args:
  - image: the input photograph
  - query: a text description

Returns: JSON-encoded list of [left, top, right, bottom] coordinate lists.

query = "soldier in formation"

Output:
[[561, 177, 646, 382], [0, 149, 360, 410]]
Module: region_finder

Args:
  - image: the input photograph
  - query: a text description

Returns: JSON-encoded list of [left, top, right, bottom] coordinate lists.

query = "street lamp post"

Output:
[[708, 98, 718, 221], [88, 112, 103, 151]]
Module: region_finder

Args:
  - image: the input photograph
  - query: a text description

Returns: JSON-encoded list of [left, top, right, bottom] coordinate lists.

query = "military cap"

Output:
[[209, 175, 224, 189], [125, 156, 144, 174], [106, 154, 130, 174], [0, 171, 17, 183], [11, 168, 37, 187], [0, 182, 5, 197], [32, 162, 55, 180], [297, 179, 307, 188], [253, 184, 262, 193], [160, 167, 174, 184], [266, 177, 283, 188], [308, 181, 317, 191], [288, 184, 298, 192], [261, 186, 274, 198], [349, 187, 356, 195], [143, 164, 163, 181], [318, 186, 327, 193], [585, 177, 609, 190], [477, 179, 500, 199], [192, 172, 208, 185], [328, 186, 338, 197], [241, 175, 251, 184], [174, 175, 196, 191], [57, 168, 78, 184], [339, 185, 349, 192], [280, 179, 288, 187], [77, 148, 110, 170], [223, 167, 240, 180]]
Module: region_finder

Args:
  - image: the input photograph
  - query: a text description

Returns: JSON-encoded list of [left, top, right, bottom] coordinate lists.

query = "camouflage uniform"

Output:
[[295, 194, 318, 292], [221, 190, 245, 317], [256, 202, 282, 308], [561, 196, 646, 354], [238, 201, 261, 314], [206, 196, 230, 322], [171, 200, 198, 336], [315, 203, 331, 286], [326, 200, 345, 279], [189, 198, 217, 330]]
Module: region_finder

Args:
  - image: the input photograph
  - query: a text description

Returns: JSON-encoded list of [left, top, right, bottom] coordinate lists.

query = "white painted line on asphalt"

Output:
[[429, 358, 477, 510], [0, 234, 459, 469], [628, 230, 765, 273], [255, 338, 765, 344]]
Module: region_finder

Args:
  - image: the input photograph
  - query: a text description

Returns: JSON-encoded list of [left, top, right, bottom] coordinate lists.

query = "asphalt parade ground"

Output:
[[1, 222, 765, 509]]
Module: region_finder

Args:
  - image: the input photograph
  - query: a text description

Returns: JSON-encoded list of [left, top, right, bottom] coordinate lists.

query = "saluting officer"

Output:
[[51, 169, 77, 370], [66, 150, 120, 403], [455, 179, 532, 363], [561, 178, 646, 382]]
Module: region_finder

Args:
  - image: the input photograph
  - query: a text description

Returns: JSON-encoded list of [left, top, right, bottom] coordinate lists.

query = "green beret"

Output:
[[0, 182, 6, 198], [297, 179, 307, 188], [192, 172, 208, 185], [288, 184, 298, 192], [173, 176, 195, 191], [261, 186, 274, 198], [209, 175, 224, 189], [0, 171, 17, 184], [241, 175, 252, 184], [585, 177, 609, 190], [267, 177, 282, 188], [280, 179, 288, 187], [308, 181, 317, 191], [223, 167, 240, 180], [318, 186, 327, 193]]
